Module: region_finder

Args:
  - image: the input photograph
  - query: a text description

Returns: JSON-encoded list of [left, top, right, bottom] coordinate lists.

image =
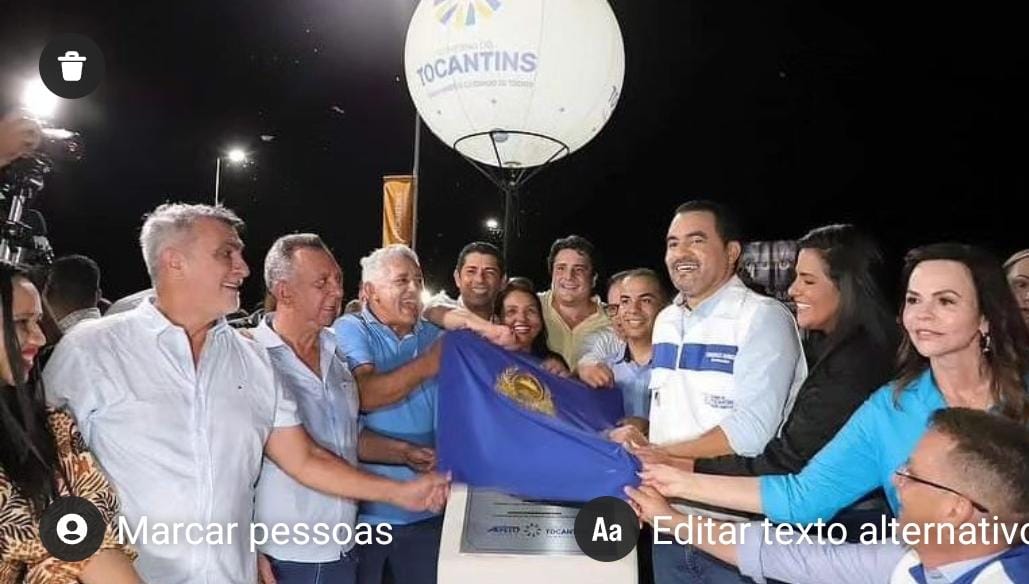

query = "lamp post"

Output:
[[214, 148, 248, 206]]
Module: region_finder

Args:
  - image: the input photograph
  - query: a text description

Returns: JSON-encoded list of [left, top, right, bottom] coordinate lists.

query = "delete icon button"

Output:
[[40, 34, 105, 98], [58, 51, 87, 81]]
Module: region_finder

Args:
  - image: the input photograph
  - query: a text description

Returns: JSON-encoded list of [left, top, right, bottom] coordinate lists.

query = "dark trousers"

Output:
[[267, 552, 358, 584], [356, 516, 443, 584]]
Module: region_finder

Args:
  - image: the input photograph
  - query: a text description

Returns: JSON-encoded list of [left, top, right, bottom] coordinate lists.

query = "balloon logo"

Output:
[[436, 0, 503, 28]]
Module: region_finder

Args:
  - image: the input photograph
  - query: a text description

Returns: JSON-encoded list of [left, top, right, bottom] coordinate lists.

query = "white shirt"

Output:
[[648, 276, 806, 454], [104, 288, 154, 316], [57, 307, 101, 333], [251, 315, 361, 563], [738, 530, 1021, 584], [891, 549, 1018, 584], [44, 299, 300, 584], [423, 290, 464, 311], [576, 328, 626, 368]]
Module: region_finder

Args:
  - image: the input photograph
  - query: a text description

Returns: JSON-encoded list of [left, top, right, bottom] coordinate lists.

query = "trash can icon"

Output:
[[58, 51, 87, 82]]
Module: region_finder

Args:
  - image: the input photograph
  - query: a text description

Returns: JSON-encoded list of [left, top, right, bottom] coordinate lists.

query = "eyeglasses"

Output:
[[894, 465, 990, 513], [603, 303, 619, 317]]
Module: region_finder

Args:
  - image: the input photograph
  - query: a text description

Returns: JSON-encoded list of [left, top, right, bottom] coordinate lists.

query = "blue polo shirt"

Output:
[[333, 306, 443, 526], [608, 347, 653, 419]]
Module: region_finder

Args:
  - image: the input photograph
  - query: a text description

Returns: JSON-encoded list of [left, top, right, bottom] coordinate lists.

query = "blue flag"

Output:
[[437, 330, 640, 502]]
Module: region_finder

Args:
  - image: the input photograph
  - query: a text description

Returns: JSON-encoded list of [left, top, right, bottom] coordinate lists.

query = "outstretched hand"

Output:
[[609, 424, 649, 449], [638, 462, 695, 499], [403, 445, 437, 472], [632, 446, 695, 473], [624, 484, 676, 527], [541, 356, 571, 377], [395, 471, 451, 513], [578, 363, 615, 388], [0, 113, 42, 168]]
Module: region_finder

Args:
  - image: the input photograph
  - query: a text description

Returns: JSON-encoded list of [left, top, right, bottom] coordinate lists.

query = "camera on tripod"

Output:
[[0, 124, 81, 266], [1, 154, 53, 265]]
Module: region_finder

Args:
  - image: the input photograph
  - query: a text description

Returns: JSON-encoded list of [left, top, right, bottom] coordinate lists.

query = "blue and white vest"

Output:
[[648, 276, 806, 450], [891, 546, 1029, 584]]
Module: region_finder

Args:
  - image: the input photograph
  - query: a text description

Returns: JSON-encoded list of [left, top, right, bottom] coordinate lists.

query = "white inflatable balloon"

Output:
[[404, 0, 625, 168]]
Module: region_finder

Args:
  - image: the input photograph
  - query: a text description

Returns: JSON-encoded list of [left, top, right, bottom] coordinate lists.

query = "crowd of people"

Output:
[[2, 119, 1029, 584]]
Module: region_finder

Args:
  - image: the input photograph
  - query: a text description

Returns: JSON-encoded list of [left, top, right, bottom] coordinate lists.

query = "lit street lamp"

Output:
[[484, 217, 503, 244], [21, 79, 58, 119], [214, 147, 249, 206], [227, 148, 247, 164]]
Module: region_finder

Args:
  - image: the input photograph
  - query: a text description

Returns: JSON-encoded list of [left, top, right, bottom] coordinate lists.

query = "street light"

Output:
[[21, 79, 58, 119], [20, 79, 81, 149], [214, 147, 249, 206], [484, 217, 503, 245]]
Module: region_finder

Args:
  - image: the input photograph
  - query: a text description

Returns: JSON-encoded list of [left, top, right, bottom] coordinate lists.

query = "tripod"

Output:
[[0, 154, 54, 265]]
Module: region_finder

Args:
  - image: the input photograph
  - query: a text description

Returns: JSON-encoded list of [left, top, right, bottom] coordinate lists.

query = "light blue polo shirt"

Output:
[[252, 314, 360, 562], [333, 306, 443, 526], [608, 347, 654, 419]]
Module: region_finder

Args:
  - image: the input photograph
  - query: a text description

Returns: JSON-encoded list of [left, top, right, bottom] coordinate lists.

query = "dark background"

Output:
[[1, 1, 1026, 307]]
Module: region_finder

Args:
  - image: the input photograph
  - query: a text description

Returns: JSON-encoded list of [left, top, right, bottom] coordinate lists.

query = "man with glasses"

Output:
[[577, 271, 630, 385], [628, 407, 1029, 584]]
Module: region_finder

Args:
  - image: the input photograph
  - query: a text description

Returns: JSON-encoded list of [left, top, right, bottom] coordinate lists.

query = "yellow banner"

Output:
[[382, 175, 416, 247]]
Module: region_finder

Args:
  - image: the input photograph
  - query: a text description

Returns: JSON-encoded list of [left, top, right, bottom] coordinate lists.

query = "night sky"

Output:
[[2, 1, 1026, 308]]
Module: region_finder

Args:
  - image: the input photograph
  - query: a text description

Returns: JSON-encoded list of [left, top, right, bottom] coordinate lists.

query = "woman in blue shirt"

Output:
[[638, 243, 1029, 524]]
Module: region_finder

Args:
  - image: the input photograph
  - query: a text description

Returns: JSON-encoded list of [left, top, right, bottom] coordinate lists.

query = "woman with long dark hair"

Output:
[[494, 277, 570, 376], [0, 262, 140, 583], [633, 243, 1029, 525]]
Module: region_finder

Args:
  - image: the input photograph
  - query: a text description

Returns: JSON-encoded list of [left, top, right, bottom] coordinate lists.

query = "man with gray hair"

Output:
[[45, 204, 450, 584], [332, 243, 446, 584], [253, 234, 441, 584]]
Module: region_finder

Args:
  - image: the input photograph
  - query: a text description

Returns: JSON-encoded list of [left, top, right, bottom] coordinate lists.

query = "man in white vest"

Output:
[[611, 200, 806, 583], [627, 407, 1029, 584]]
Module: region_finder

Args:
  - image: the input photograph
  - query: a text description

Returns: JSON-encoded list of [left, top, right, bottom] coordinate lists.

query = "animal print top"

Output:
[[0, 410, 135, 583]]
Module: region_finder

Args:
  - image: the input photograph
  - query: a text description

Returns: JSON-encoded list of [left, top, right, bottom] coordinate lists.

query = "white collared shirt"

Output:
[[576, 327, 626, 367], [44, 299, 300, 584], [251, 314, 361, 563], [57, 307, 102, 333], [104, 288, 154, 316], [423, 290, 464, 311], [649, 276, 806, 453]]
